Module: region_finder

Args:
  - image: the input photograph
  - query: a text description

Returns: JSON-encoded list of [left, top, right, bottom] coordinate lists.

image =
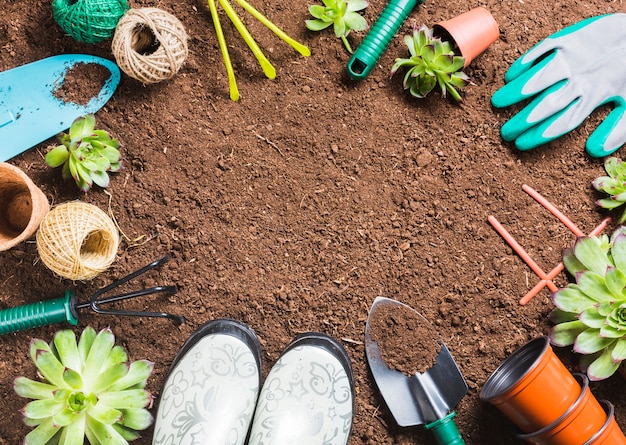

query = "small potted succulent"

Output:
[[14, 326, 154, 444], [391, 7, 499, 102], [549, 226, 626, 380], [305, 0, 368, 53], [391, 23, 471, 102], [593, 156, 626, 223], [45, 114, 122, 192]]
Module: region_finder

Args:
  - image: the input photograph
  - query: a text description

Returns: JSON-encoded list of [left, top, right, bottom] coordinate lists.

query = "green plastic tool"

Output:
[[0, 256, 184, 335], [346, 0, 424, 80]]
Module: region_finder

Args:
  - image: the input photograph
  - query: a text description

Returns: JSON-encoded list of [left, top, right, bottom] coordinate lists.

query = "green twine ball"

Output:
[[52, 0, 130, 44]]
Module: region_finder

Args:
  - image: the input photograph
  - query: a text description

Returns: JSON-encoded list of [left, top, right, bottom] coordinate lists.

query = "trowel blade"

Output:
[[365, 296, 468, 427], [0, 54, 120, 161]]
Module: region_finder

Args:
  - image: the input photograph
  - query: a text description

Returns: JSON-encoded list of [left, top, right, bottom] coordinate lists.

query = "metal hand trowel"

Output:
[[0, 54, 120, 162], [365, 296, 468, 445]]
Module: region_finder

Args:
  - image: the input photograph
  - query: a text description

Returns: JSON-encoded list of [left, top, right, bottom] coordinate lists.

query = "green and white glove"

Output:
[[492, 14, 626, 158]]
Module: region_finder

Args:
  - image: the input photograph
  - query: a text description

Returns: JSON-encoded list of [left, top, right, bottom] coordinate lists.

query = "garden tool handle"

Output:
[[346, 0, 423, 80], [424, 411, 465, 445], [0, 290, 79, 335]]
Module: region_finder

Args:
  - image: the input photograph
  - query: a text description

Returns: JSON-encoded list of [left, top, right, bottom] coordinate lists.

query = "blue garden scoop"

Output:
[[0, 54, 120, 162]]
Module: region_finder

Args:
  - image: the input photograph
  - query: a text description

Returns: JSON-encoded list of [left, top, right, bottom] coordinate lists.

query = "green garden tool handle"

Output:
[[0, 291, 79, 335], [346, 0, 423, 80], [424, 412, 465, 445]]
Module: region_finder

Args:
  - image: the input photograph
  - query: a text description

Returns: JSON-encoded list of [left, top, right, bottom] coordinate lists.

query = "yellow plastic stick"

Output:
[[218, 0, 276, 79], [233, 0, 311, 56], [208, 0, 240, 100]]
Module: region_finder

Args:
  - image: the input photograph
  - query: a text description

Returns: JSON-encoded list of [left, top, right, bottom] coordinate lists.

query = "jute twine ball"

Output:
[[52, 0, 129, 44], [36, 201, 120, 281], [112, 8, 188, 84]]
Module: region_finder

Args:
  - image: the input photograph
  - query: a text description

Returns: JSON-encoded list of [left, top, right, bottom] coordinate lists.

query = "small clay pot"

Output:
[[583, 401, 626, 445], [517, 374, 606, 445], [434, 7, 499, 67], [0, 163, 50, 252], [479, 336, 580, 433]]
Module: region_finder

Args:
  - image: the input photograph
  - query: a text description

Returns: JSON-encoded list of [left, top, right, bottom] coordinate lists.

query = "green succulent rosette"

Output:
[[391, 24, 470, 103], [45, 114, 122, 192], [14, 327, 153, 445], [306, 0, 368, 53], [593, 157, 626, 224], [549, 226, 626, 380]]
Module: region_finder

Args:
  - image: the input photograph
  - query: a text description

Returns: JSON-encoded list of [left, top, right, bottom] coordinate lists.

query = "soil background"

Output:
[[1, 0, 625, 443]]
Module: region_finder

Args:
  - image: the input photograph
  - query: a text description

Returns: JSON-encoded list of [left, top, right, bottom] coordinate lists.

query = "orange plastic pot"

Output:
[[583, 401, 626, 445], [0, 162, 50, 252], [434, 7, 499, 67], [517, 374, 605, 445], [479, 337, 580, 433]]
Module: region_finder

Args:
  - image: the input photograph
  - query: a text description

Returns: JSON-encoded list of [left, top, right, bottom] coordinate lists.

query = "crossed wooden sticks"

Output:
[[489, 184, 611, 305]]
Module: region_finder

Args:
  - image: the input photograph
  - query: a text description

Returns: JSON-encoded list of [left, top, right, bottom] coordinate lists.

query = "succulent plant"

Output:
[[593, 157, 626, 223], [549, 226, 626, 380], [45, 114, 121, 192], [14, 327, 154, 445], [306, 0, 368, 53], [391, 24, 471, 103]]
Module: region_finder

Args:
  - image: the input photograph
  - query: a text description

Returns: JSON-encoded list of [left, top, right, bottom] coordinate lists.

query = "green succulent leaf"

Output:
[[14, 377, 56, 400], [574, 328, 614, 354], [549, 320, 587, 346], [118, 408, 153, 430], [551, 285, 597, 313], [572, 236, 612, 276], [611, 337, 626, 361], [579, 307, 608, 329], [587, 345, 621, 381], [24, 417, 60, 445], [576, 270, 615, 302]]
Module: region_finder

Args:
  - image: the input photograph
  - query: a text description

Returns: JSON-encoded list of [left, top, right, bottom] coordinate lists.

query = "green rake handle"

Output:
[[346, 0, 424, 80], [0, 290, 79, 335]]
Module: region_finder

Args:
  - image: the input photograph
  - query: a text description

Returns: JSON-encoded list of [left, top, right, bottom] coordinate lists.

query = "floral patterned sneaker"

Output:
[[248, 332, 355, 445], [153, 319, 263, 445]]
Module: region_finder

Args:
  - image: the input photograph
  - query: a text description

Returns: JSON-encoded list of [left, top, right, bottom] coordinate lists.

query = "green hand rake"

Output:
[[0, 255, 185, 335]]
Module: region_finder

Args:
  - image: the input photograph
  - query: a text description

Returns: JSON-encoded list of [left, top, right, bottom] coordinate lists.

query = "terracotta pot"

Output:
[[434, 7, 499, 67], [583, 401, 626, 445], [517, 374, 605, 445], [0, 163, 50, 252], [479, 336, 580, 433]]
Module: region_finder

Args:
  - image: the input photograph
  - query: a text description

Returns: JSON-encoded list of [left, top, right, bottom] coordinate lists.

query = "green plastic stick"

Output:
[[346, 0, 424, 80], [208, 0, 240, 101], [218, 0, 277, 79], [0, 291, 79, 335], [233, 0, 311, 56]]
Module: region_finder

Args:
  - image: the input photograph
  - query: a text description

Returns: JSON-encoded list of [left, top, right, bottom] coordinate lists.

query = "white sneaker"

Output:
[[247, 333, 354, 445], [152, 319, 262, 445]]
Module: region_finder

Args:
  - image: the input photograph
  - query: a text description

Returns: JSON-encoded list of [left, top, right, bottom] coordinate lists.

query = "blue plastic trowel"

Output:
[[0, 54, 120, 162]]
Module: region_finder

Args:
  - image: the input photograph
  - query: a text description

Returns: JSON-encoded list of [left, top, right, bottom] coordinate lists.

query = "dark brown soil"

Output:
[[1, 0, 625, 444]]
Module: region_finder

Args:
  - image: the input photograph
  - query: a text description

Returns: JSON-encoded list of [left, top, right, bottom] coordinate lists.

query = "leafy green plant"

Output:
[[45, 114, 121, 192], [593, 157, 626, 223], [14, 327, 154, 445], [306, 0, 368, 53], [549, 227, 626, 380], [391, 24, 471, 103]]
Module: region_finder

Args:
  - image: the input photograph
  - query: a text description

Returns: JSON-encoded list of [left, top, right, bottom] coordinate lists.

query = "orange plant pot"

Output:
[[583, 401, 626, 445], [434, 7, 499, 67], [517, 374, 606, 445], [479, 336, 580, 433], [0, 162, 50, 252]]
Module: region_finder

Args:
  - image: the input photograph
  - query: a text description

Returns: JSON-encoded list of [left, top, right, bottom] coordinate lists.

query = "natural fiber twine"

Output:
[[112, 8, 188, 84], [36, 201, 120, 281], [0, 163, 50, 252], [52, 0, 129, 44]]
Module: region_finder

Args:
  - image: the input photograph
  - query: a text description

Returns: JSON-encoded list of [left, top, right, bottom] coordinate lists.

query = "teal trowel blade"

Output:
[[0, 54, 120, 161]]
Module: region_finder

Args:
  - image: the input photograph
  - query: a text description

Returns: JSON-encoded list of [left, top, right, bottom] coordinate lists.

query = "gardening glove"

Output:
[[491, 14, 626, 158]]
